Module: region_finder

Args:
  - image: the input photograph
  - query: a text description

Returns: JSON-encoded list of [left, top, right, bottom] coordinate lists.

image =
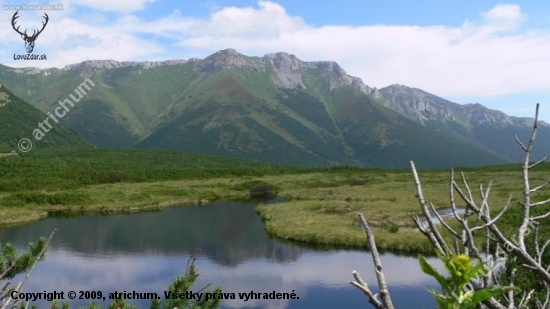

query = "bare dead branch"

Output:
[[452, 180, 481, 213], [411, 161, 449, 255], [350, 270, 385, 309], [352, 104, 550, 309], [538, 239, 550, 264], [518, 104, 540, 252], [470, 194, 512, 232], [531, 180, 550, 193], [428, 201, 459, 238], [462, 172, 476, 201], [514, 133, 528, 152], [357, 213, 394, 309], [532, 211, 550, 221], [529, 155, 549, 169], [530, 198, 550, 208], [474, 182, 490, 228], [508, 268, 517, 309], [518, 290, 534, 309]]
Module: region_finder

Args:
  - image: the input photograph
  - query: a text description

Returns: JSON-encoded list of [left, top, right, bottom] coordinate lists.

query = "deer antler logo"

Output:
[[11, 10, 49, 54]]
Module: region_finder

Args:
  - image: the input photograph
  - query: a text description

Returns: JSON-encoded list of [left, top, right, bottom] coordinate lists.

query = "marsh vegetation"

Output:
[[1, 147, 546, 255]]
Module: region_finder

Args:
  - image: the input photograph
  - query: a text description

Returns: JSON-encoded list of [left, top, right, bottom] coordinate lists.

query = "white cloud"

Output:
[[482, 4, 526, 27], [69, 0, 157, 12], [163, 0, 305, 40], [157, 1, 548, 99], [2, 1, 550, 103]]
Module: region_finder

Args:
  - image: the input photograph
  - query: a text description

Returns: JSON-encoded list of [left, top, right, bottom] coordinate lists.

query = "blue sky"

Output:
[[1, 0, 550, 121]]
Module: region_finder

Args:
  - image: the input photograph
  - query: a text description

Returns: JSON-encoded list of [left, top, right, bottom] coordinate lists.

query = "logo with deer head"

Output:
[[11, 10, 49, 54]]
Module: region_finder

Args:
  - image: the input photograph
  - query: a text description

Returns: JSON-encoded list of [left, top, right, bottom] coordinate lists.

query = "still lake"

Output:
[[0, 201, 440, 308]]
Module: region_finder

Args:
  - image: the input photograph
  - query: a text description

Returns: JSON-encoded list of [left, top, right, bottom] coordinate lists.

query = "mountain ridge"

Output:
[[1, 49, 539, 129], [2, 49, 380, 97], [379, 84, 548, 127], [0, 49, 546, 168]]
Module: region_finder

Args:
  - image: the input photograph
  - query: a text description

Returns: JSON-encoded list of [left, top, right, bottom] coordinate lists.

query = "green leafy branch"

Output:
[[419, 253, 518, 309]]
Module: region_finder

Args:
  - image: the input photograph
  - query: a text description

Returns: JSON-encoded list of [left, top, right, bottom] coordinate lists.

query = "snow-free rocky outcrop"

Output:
[[380, 84, 548, 128], [8, 48, 380, 97], [193, 49, 379, 96]]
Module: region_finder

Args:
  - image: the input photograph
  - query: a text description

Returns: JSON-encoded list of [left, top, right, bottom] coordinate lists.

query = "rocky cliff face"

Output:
[[380, 84, 546, 128], [194, 48, 266, 74], [380, 84, 457, 123], [192, 49, 379, 96], [263, 52, 306, 89], [0, 85, 11, 108], [261, 51, 378, 96]]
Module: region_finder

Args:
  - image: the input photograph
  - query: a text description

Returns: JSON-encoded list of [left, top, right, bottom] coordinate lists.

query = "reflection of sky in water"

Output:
[[18, 250, 441, 308], [1, 202, 442, 308]]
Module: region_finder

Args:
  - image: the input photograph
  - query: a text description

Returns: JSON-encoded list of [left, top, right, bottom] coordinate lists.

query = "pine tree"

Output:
[[0, 232, 50, 309]]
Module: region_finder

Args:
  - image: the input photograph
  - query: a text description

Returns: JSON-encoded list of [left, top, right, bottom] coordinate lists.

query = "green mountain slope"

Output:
[[136, 75, 353, 166], [327, 87, 506, 168], [135, 66, 507, 168], [0, 62, 196, 147], [0, 85, 90, 152], [0, 49, 540, 168]]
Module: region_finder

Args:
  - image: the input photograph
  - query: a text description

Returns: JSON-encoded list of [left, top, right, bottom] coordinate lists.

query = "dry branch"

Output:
[[352, 104, 550, 309]]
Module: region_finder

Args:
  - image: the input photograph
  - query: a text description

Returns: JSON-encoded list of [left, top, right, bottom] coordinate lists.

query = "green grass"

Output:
[[1, 147, 549, 254], [0, 148, 314, 224], [256, 163, 550, 253], [0, 148, 307, 192]]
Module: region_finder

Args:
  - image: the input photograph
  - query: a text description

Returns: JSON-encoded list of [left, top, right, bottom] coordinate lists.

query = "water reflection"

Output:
[[0, 201, 440, 308], [0, 203, 303, 266]]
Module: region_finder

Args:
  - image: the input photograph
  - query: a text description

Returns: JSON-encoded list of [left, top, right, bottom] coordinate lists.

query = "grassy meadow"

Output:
[[1, 147, 549, 253]]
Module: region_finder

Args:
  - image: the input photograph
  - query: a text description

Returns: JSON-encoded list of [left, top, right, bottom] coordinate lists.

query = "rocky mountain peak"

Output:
[[458, 103, 550, 127], [380, 84, 454, 122], [262, 52, 307, 89], [63, 60, 133, 71], [261, 52, 377, 96], [60, 59, 187, 78], [62, 59, 188, 71], [263, 52, 303, 71], [379, 84, 549, 128], [195, 48, 266, 74], [460, 103, 514, 126]]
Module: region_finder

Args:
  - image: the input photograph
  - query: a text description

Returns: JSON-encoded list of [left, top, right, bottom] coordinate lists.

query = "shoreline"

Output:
[[0, 196, 435, 255], [0, 166, 535, 254]]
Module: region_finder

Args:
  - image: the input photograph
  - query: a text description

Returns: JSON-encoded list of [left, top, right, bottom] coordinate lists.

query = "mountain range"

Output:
[[0, 48, 547, 168]]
